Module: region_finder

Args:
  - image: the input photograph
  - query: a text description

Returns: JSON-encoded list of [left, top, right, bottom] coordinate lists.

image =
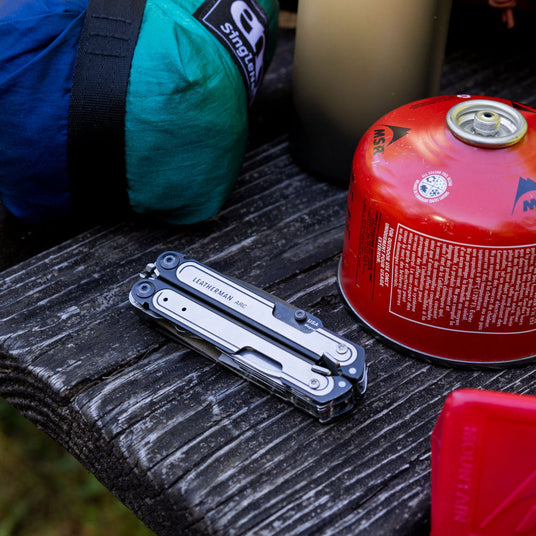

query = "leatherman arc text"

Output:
[[129, 252, 367, 423]]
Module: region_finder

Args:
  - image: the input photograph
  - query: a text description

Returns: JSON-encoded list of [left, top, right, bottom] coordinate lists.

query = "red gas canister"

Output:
[[338, 95, 536, 365]]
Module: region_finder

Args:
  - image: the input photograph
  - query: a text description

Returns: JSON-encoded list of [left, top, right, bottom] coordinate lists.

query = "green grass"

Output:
[[0, 400, 155, 536]]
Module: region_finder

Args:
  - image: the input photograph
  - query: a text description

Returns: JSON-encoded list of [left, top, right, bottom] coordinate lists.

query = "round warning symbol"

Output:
[[414, 171, 452, 203]]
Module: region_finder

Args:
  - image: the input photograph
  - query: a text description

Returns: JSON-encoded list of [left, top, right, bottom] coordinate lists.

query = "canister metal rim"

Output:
[[446, 99, 528, 148]]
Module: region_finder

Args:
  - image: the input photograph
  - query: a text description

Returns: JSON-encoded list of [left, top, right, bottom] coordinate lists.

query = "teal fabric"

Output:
[[126, 0, 279, 224]]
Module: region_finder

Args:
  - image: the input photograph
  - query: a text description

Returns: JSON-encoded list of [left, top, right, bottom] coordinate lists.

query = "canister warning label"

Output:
[[389, 225, 536, 334], [414, 170, 452, 203]]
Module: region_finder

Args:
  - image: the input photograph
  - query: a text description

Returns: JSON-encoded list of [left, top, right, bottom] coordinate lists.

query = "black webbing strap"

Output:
[[68, 0, 147, 220]]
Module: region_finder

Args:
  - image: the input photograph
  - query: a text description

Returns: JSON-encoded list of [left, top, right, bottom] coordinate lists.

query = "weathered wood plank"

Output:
[[1, 5, 536, 536], [2, 129, 536, 536]]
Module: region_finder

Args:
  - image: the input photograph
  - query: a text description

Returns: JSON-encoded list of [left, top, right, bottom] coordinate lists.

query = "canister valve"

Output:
[[446, 99, 527, 148], [473, 110, 501, 136]]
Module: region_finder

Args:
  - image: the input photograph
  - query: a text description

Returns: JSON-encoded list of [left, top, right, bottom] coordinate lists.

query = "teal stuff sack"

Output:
[[0, 0, 279, 224]]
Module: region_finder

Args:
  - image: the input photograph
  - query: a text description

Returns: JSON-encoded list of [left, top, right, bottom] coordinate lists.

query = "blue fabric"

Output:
[[0, 0, 86, 221]]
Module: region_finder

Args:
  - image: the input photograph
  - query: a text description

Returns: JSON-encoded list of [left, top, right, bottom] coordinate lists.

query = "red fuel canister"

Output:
[[338, 95, 536, 365]]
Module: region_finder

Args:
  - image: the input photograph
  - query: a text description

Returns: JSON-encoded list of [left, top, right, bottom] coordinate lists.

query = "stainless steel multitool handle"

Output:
[[129, 251, 367, 423]]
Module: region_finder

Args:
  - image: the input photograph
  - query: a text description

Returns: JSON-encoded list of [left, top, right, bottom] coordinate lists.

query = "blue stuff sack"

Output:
[[0, 0, 279, 224]]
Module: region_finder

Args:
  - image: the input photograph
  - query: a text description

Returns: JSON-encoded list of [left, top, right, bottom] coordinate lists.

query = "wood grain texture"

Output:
[[1, 7, 536, 535]]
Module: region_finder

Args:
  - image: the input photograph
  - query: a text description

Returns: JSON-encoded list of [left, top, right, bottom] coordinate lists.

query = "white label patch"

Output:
[[414, 170, 452, 203]]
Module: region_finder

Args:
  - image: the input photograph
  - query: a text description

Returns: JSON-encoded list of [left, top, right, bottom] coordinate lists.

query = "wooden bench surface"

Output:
[[1, 5, 536, 535]]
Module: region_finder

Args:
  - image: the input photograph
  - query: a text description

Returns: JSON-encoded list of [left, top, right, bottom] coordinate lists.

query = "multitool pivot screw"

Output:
[[160, 253, 180, 270], [136, 281, 155, 298]]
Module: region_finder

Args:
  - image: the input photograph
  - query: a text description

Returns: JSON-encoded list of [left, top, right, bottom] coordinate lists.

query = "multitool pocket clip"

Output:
[[129, 252, 367, 423]]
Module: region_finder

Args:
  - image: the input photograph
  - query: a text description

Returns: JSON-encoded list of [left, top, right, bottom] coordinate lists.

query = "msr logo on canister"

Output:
[[512, 176, 536, 214]]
